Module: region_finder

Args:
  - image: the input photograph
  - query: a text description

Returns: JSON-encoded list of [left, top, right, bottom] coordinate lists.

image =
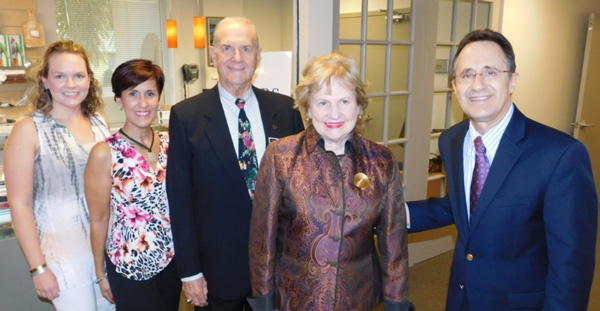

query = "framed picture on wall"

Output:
[[206, 17, 223, 67]]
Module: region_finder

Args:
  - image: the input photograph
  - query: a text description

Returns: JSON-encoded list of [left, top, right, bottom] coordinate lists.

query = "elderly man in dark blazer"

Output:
[[166, 17, 304, 311], [408, 29, 597, 311]]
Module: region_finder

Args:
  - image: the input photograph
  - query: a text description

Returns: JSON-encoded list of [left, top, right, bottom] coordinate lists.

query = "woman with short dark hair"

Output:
[[86, 59, 181, 311]]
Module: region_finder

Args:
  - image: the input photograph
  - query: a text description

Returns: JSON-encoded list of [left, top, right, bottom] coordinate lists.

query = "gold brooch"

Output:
[[353, 173, 370, 190]]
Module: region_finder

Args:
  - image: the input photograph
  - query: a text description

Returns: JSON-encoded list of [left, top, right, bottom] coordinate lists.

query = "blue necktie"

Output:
[[236, 98, 258, 198]]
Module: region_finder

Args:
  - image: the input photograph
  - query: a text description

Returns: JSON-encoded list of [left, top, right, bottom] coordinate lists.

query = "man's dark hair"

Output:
[[452, 28, 516, 75]]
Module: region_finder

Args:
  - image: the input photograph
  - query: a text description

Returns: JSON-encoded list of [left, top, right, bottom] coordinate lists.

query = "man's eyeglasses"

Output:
[[454, 68, 512, 84], [218, 45, 255, 57]]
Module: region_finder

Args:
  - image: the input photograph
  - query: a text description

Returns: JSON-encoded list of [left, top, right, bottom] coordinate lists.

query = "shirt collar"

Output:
[[305, 125, 360, 156], [468, 103, 514, 143], [217, 83, 253, 103]]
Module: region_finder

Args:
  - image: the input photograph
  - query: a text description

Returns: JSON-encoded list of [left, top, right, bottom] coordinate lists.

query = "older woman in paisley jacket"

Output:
[[249, 51, 413, 311]]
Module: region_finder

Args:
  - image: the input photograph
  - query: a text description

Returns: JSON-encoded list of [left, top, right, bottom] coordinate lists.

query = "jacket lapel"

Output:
[[468, 107, 526, 231], [447, 122, 471, 240], [203, 87, 249, 195], [254, 87, 279, 147]]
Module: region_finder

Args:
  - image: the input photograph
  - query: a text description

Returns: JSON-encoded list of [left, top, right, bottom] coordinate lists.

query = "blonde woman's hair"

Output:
[[27, 40, 103, 117], [294, 51, 369, 131]]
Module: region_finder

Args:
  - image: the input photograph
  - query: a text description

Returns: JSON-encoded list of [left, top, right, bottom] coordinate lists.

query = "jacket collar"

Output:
[[304, 125, 362, 157]]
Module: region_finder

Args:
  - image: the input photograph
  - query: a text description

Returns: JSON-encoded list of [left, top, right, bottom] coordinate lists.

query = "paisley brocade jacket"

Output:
[[249, 125, 409, 311]]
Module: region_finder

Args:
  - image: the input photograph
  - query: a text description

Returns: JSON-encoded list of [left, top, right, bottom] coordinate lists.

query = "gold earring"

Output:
[[305, 116, 312, 123]]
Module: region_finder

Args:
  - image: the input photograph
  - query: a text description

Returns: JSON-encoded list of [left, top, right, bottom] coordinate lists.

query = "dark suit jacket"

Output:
[[409, 106, 597, 311], [166, 85, 304, 300]]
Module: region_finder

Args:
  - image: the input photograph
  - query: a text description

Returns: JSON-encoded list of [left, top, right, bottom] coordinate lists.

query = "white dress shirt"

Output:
[[462, 103, 514, 220], [218, 83, 267, 163]]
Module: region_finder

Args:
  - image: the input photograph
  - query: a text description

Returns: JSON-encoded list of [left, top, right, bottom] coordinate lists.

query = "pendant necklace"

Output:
[[119, 128, 157, 163]]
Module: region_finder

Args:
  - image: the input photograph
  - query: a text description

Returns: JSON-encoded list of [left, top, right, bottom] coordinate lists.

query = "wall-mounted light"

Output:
[[193, 17, 206, 48], [166, 20, 178, 48]]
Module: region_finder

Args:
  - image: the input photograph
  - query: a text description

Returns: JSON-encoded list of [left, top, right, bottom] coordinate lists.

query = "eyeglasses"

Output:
[[454, 68, 512, 84], [218, 45, 255, 57]]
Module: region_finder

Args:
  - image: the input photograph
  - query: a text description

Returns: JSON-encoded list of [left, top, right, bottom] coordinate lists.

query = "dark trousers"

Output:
[[106, 255, 182, 311], [196, 293, 252, 311]]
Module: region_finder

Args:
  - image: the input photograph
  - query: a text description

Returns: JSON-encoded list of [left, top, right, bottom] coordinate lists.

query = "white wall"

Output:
[[502, 0, 600, 134], [169, 0, 206, 101], [297, 0, 334, 74]]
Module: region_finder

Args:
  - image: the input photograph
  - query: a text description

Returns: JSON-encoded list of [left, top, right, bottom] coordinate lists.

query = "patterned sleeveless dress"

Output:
[[31, 110, 110, 290], [105, 131, 174, 280]]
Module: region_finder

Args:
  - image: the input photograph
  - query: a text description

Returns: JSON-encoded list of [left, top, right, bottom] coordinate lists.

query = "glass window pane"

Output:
[[391, 0, 411, 42], [437, 0, 454, 42], [456, 0, 473, 41], [476, 1, 491, 30], [389, 143, 405, 173], [432, 93, 448, 132], [434, 46, 452, 89], [365, 45, 386, 93], [390, 45, 410, 92], [339, 44, 362, 71], [389, 95, 408, 139], [430, 137, 441, 162], [339, 0, 363, 40], [367, 13, 386, 41], [363, 97, 384, 142]]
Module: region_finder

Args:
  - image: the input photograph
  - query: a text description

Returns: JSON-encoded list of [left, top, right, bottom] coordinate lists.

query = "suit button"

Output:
[[459, 284, 464, 289], [466, 254, 474, 261]]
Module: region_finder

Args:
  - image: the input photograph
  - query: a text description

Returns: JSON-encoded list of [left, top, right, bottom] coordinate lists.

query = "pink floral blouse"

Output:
[[105, 131, 174, 281]]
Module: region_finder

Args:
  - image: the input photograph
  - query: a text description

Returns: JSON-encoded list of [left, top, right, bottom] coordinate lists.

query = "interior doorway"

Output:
[[573, 13, 600, 197]]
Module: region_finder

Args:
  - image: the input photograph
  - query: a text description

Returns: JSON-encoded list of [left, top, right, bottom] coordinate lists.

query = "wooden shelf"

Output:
[[0, 83, 28, 93]]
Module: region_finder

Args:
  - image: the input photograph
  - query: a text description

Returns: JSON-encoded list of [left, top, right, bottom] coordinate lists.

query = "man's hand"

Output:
[[183, 277, 209, 307]]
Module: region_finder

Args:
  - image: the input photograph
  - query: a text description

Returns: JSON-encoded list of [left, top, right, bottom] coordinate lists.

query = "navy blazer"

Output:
[[166, 85, 304, 300], [409, 107, 597, 310]]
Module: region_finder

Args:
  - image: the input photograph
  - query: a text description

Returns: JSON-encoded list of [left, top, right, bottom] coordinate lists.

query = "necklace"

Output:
[[118, 128, 157, 163]]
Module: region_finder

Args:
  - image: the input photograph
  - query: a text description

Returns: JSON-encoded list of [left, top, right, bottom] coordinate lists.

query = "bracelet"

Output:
[[94, 273, 108, 284], [29, 263, 48, 277]]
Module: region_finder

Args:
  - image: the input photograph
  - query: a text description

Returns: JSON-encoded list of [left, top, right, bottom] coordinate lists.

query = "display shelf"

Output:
[[0, 82, 28, 93], [0, 221, 14, 240]]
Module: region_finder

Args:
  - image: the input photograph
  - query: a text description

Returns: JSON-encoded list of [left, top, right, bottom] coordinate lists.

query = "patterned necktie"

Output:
[[470, 136, 490, 219], [236, 98, 259, 198]]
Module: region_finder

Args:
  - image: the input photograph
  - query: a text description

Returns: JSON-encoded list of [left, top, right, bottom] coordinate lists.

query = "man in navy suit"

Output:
[[166, 17, 304, 311], [408, 29, 597, 310]]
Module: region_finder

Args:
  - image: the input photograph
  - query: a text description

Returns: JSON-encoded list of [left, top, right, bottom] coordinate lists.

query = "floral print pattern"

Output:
[[236, 99, 259, 197], [105, 131, 174, 281]]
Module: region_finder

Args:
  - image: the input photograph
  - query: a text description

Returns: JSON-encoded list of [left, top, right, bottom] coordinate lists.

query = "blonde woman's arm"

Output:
[[4, 116, 60, 300]]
